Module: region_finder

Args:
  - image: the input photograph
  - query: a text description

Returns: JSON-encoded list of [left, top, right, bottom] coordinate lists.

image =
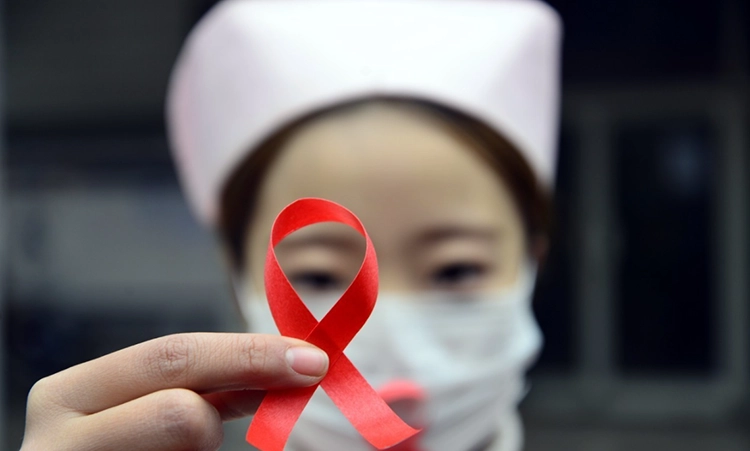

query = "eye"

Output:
[[429, 262, 488, 291], [288, 271, 343, 293]]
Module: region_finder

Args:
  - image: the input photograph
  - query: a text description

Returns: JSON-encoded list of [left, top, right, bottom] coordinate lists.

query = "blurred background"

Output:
[[1, 0, 748, 450]]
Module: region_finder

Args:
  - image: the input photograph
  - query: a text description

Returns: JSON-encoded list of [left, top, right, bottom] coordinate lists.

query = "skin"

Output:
[[21, 103, 530, 451], [21, 335, 329, 450], [246, 102, 528, 299]]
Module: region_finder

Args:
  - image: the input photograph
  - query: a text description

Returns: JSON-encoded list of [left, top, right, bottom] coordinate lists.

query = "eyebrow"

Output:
[[413, 225, 500, 247]]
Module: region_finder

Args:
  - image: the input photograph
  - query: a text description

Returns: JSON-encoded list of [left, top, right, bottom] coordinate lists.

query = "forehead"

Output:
[[253, 104, 521, 254], [254, 104, 519, 228]]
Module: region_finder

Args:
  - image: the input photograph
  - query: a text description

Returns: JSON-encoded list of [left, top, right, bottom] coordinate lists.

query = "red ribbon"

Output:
[[246, 198, 419, 451]]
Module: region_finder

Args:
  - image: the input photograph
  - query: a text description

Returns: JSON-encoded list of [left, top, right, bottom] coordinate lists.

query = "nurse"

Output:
[[20, 1, 561, 451]]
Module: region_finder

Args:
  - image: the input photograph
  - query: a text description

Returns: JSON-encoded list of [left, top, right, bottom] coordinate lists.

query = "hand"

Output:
[[20, 333, 329, 451]]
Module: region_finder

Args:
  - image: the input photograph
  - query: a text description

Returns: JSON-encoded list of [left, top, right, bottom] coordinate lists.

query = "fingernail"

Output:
[[286, 347, 329, 377]]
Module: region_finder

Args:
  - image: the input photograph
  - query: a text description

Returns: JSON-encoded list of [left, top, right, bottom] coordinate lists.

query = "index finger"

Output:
[[36, 332, 328, 414]]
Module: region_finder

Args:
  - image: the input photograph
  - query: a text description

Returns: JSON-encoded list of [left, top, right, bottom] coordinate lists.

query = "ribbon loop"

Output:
[[246, 198, 419, 451]]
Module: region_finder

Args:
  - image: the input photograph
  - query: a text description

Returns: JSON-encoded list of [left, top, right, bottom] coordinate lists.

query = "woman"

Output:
[[20, 1, 561, 450]]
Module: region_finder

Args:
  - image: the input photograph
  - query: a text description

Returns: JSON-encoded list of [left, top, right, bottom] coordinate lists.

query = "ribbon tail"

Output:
[[246, 385, 318, 451], [322, 356, 420, 449]]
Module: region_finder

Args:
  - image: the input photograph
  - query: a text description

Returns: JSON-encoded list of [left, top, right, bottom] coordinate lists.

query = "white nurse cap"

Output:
[[167, 0, 562, 227]]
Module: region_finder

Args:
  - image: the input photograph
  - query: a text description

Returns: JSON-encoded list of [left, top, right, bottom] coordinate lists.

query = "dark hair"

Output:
[[219, 97, 552, 269]]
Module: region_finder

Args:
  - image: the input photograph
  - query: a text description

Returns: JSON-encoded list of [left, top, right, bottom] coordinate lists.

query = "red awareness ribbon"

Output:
[[246, 198, 420, 451]]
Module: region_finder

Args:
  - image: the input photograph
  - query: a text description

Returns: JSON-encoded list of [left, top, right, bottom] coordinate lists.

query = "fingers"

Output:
[[202, 389, 266, 421], [35, 333, 328, 415], [59, 388, 224, 451], [22, 333, 328, 450]]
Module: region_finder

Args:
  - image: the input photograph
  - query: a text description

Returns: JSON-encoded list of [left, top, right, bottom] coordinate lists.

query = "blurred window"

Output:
[[614, 120, 716, 376]]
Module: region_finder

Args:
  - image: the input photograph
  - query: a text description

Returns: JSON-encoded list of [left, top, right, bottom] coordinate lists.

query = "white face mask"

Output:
[[240, 265, 542, 451]]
